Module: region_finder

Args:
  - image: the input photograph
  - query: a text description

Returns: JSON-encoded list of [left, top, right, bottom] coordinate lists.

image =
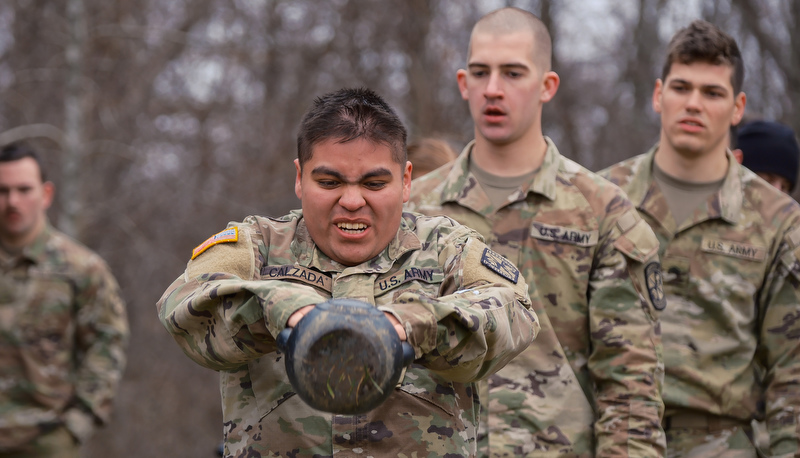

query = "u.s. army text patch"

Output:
[[481, 248, 519, 284], [701, 237, 766, 262], [192, 227, 239, 260], [530, 222, 599, 247]]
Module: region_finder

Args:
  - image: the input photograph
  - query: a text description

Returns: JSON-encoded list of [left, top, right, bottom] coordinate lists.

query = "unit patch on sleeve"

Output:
[[481, 248, 519, 284], [191, 227, 239, 260], [645, 261, 666, 310]]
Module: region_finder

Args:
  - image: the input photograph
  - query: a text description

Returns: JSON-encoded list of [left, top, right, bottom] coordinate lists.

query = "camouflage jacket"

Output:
[[157, 211, 539, 457], [0, 224, 129, 450], [407, 139, 666, 457], [600, 146, 800, 457]]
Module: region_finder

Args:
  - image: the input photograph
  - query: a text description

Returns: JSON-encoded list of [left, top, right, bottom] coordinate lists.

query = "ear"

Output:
[[42, 181, 55, 210], [732, 149, 743, 164], [652, 79, 663, 113], [294, 159, 303, 200], [539, 71, 560, 103], [731, 92, 747, 126], [456, 69, 469, 101], [402, 161, 412, 203]]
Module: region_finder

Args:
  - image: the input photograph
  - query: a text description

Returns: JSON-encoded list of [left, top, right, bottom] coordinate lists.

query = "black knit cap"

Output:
[[737, 120, 800, 192]]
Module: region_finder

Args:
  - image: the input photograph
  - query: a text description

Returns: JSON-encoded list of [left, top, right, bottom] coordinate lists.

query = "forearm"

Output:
[[761, 277, 800, 456], [591, 279, 665, 456], [158, 274, 326, 370], [73, 270, 129, 425], [388, 282, 538, 383]]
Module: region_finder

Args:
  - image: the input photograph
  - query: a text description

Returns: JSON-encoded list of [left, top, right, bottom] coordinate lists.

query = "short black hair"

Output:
[[0, 142, 47, 182], [661, 20, 744, 94], [296, 87, 407, 168]]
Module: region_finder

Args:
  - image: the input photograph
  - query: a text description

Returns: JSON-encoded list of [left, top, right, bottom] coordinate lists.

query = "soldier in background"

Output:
[[157, 87, 539, 457], [732, 119, 800, 195], [600, 20, 800, 456], [407, 137, 458, 179], [407, 7, 665, 457], [0, 143, 129, 457]]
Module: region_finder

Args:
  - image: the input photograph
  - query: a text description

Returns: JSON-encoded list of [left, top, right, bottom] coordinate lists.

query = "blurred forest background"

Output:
[[1, 0, 798, 456]]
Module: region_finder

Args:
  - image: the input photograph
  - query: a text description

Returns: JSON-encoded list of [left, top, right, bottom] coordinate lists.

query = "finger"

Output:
[[287, 305, 315, 327], [393, 323, 407, 341]]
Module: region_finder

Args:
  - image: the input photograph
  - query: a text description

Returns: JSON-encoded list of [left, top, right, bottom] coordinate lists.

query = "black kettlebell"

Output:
[[276, 298, 415, 415]]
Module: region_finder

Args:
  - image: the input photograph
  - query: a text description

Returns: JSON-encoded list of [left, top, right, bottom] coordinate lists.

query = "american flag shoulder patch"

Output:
[[191, 227, 239, 259]]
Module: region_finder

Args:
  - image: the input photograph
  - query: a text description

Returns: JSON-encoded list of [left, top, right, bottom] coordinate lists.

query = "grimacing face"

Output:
[[294, 137, 411, 266], [0, 157, 53, 248]]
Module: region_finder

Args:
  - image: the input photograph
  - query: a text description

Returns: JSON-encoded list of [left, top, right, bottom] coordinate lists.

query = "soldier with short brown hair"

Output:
[[600, 20, 800, 457]]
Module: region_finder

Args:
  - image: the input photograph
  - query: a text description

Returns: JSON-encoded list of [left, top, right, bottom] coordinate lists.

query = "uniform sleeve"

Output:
[[157, 224, 327, 372], [382, 227, 540, 384], [589, 210, 666, 457], [759, 219, 800, 457], [68, 256, 129, 442]]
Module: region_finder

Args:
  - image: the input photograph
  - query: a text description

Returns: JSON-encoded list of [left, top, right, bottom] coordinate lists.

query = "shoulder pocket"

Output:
[[614, 213, 658, 263], [779, 243, 800, 283], [462, 238, 529, 301], [185, 225, 256, 280]]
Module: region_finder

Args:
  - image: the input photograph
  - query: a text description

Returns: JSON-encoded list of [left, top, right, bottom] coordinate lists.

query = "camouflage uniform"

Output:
[[407, 139, 666, 457], [157, 211, 539, 457], [0, 223, 129, 455], [600, 147, 800, 457]]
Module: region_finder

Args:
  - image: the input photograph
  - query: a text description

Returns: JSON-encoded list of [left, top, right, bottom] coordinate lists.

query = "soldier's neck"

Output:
[[471, 135, 546, 177], [655, 139, 729, 183]]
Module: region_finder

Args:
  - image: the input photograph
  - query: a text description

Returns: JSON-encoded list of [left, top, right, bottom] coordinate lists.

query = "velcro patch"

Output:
[[260, 264, 332, 292], [530, 222, 598, 247], [481, 248, 519, 284], [645, 261, 666, 310], [192, 227, 239, 260], [701, 237, 766, 262]]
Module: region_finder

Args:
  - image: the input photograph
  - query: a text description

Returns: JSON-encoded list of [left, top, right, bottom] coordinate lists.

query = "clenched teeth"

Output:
[[337, 222, 367, 231]]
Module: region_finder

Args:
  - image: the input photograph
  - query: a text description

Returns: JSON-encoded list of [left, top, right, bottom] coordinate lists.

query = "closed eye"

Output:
[[316, 179, 340, 189], [363, 181, 387, 190]]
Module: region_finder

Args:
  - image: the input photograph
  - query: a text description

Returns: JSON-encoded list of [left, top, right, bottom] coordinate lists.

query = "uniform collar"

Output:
[[0, 223, 53, 266], [438, 137, 560, 207], [632, 146, 743, 231], [292, 212, 421, 273]]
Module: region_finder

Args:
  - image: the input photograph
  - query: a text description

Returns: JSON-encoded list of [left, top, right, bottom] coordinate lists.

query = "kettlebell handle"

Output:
[[276, 327, 414, 366], [276, 327, 292, 354]]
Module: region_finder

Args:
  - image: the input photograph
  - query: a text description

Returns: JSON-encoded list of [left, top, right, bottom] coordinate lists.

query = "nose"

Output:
[[484, 71, 503, 99], [338, 185, 366, 211], [5, 189, 19, 207], [685, 89, 702, 112]]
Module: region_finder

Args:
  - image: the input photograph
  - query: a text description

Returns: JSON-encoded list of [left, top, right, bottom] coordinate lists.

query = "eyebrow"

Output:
[[668, 78, 729, 92], [310, 166, 394, 181], [468, 62, 530, 71]]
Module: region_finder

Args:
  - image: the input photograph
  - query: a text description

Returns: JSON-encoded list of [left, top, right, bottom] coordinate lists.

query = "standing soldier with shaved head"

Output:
[[408, 7, 666, 457], [601, 20, 800, 457]]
